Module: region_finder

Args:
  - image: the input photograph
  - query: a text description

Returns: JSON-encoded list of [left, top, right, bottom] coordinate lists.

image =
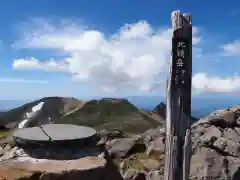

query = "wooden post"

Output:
[[164, 10, 192, 180]]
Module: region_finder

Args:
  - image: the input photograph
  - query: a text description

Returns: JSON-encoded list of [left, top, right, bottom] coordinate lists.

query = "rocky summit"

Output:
[[0, 97, 239, 180]]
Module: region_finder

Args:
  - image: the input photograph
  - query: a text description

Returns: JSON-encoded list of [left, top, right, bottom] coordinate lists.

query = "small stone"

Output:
[[119, 161, 125, 170]]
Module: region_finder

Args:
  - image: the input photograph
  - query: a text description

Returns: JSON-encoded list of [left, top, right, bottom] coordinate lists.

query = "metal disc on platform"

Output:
[[13, 124, 98, 148]]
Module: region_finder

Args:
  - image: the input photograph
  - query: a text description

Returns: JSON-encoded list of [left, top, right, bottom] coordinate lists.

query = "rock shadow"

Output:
[[22, 146, 101, 160], [102, 148, 124, 180], [232, 167, 240, 180], [15, 135, 102, 160]]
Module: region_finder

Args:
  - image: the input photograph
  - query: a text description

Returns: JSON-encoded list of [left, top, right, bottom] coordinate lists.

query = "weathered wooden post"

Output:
[[164, 10, 192, 180]]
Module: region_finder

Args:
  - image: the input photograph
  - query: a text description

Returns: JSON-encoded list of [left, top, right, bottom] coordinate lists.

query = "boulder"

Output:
[[223, 128, 240, 142], [106, 136, 145, 159], [227, 156, 240, 179], [190, 147, 228, 180], [194, 107, 239, 128], [146, 137, 165, 156], [140, 127, 165, 145], [199, 125, 222, 145], [190, 106, 240, 179]]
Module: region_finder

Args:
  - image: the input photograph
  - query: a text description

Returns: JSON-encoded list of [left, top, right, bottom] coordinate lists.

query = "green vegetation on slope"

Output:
[[60, 98, 160, 134], [0, 97, 164, 134], [0, 130, 10, 138]]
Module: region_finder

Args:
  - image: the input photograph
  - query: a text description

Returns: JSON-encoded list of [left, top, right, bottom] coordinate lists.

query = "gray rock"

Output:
[[213, 137, 240, 157], [224, 139, 240, 157], [200, 126, 221, 145], [146, 137, 165, 156], [213, 137, 226, 151], [140, 159, 161, 171], [0, 146, 24, 162], [223, 128, 240, 142], [219, 111, 237, 126], [194, 108, 239, 128], [140, 128, 165, 144], [191, 125, 206, 134], [234, 127, 240, 135], [190, 147, 228, 180], [237, 117, 240, 126], [106, 137, 145, 158], [227, 156, 240, 179], [99, 129, 108, 137], [99, 129, 124, 139], [191, 118, 210, 128]]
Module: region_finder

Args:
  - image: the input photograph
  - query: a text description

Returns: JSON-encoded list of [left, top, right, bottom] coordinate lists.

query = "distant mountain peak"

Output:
[[153, 102, 166, 119]]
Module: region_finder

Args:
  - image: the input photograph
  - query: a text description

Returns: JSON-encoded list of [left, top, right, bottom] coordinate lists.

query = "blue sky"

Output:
[[0, 0, 240, 100]]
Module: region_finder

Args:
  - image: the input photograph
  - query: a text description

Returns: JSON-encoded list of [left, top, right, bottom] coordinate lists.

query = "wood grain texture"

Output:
[[164, 10, 192, 180]]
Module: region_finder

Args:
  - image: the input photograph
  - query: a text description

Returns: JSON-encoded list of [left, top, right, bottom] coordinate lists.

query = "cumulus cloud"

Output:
[[221, 40, 240, 56], [13, 19, 202, 92], [13, 57, 68, 72], [192, 73, 240, 93], [0, 78, 49, 84]]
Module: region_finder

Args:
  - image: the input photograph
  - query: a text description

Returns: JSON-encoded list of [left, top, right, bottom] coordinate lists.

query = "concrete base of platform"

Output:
[[13, 124, 98, 148]]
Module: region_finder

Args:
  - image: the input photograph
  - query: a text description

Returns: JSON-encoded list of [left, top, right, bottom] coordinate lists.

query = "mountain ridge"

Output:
[[0, 97, 166, 134], [1, 96, 239, 118]]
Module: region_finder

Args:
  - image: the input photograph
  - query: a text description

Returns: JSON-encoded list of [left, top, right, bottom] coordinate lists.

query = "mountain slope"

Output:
[[59, 98, 165, 134], [0, 97, 84, 129], [0, 97, 165, 134]]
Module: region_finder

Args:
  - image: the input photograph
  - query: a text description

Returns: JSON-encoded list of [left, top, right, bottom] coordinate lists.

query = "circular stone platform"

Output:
[[13, 124, 98, 148]]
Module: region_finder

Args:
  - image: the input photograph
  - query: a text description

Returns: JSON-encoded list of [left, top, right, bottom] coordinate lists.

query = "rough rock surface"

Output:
[[0, 105, 240, 180], [119, 105, 240, 180], [191, 105, 240, 180], [106, 136, 145, 159], [0, 146, 123, 180]]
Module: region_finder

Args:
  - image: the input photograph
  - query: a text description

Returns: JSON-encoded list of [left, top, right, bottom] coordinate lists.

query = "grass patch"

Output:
[[0, 130, 10, 138]]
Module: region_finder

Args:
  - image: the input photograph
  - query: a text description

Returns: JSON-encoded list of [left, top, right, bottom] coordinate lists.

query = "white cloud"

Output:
[[192, 73, 240, 93], [221, 40, 240, 56], [13, 57, 68, 72], [192, 27, 201, 45], [0, 78, 49, 84], [13, 20, 201, 92]]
